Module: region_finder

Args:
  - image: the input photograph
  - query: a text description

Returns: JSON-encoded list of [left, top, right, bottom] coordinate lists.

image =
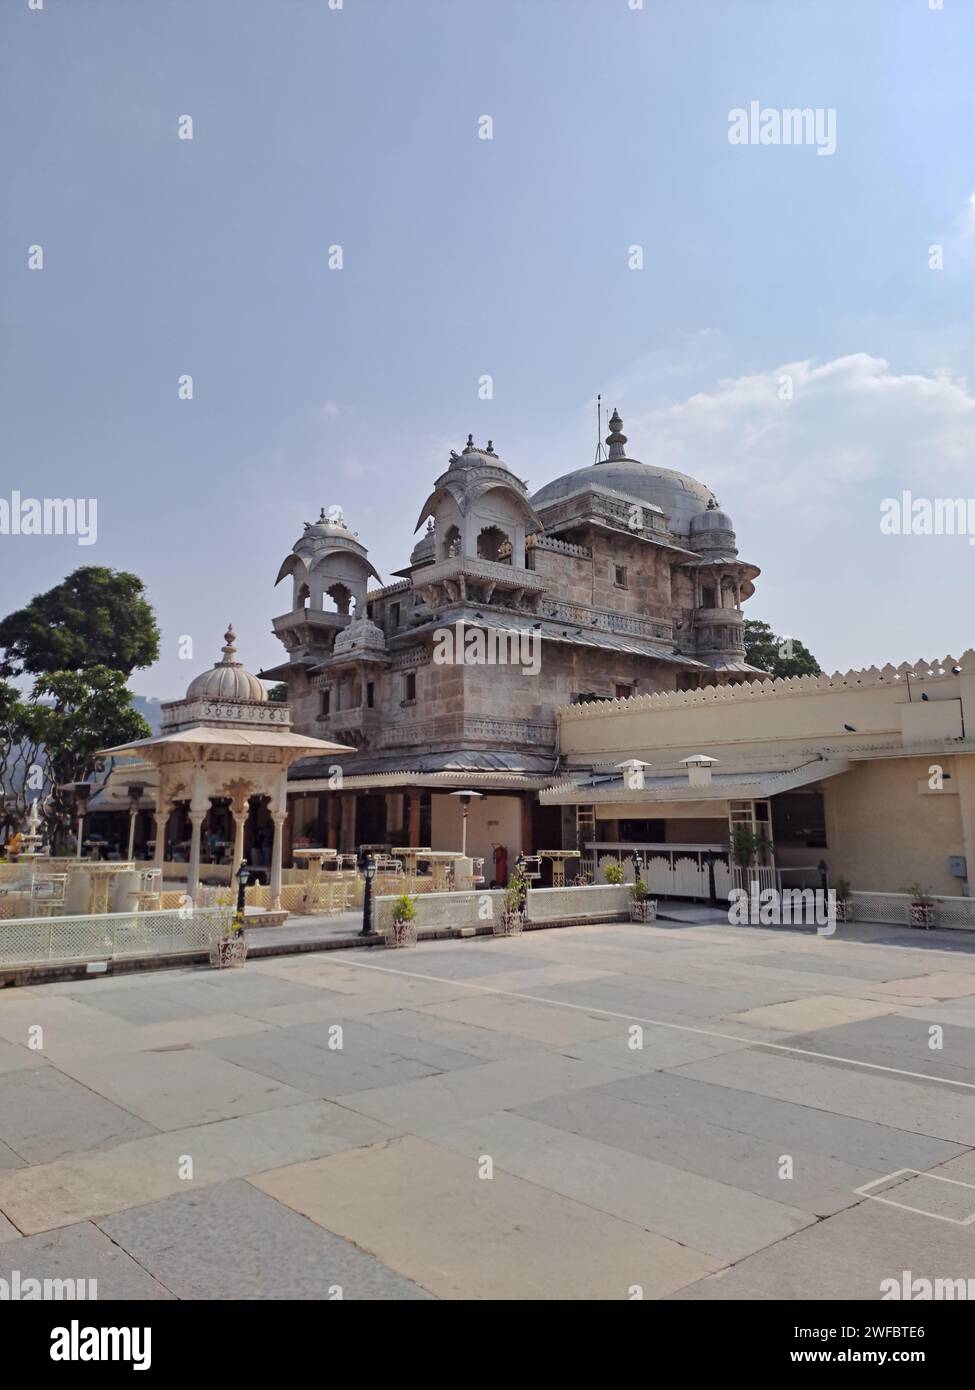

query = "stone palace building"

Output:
[[260, 411, 765, 878]]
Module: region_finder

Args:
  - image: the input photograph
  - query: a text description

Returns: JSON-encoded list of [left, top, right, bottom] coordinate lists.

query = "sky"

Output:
[[2, 0, 974, 699]]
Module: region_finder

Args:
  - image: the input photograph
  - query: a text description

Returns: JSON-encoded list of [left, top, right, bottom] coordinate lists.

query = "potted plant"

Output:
[[603, 862, 626, 885], [628, 878, 657, 923], [496, 866, 528, 935], [387, 892, 418, 948], [832, 876, 854, 923], [900, 883, 940, 930], [210, 918, 248, 969]]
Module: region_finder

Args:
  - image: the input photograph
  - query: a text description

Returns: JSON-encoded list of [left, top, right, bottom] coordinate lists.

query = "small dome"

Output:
[[185, 625, 268, 703], [690, 504, 735, 534], [448, 435, 510, 472], [333, 617, 387, 656], [410, 521, 436, 566]]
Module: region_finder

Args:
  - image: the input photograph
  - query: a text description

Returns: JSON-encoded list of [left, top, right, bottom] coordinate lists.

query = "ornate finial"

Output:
[[463, 433, 475, 453], [426, 517, 435, 533], [318, 507, 327, 523], [486, 440, 495, 455], [606, 408, 627, 461], [221, 624, 238, 663], [707, 497, 717, 510]]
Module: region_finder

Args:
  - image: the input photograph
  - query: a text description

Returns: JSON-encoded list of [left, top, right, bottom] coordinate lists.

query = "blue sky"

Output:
[[2, 0, 974, 697]]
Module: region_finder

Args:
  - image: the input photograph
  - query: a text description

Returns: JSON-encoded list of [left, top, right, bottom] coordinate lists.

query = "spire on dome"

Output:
[[605, 408, 628, 462], [221, 624, 238, 664]]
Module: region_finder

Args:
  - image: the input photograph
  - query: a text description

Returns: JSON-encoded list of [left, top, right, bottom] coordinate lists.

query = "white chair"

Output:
[[29, 873, 68, 918], [135, 868, 162, 911]]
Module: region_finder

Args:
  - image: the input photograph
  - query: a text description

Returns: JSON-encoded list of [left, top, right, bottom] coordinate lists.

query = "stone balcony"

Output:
[[316, 705, 380, 745], [413, 556, 545, 610]]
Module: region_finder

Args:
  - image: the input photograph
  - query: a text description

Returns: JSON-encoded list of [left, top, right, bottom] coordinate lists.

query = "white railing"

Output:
[[732, 865, 777, 896], [851, 891, 975, 931], [0, 906, 234, 968], [527, 885, 629, 921], [376, 889, 505, 934]]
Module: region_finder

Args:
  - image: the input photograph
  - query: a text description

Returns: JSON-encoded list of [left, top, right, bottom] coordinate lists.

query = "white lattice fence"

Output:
[[527, 885, 629, 921], [375, 890, 504, 935], [0, 906, 234, 967], [851, 891, 975, 930]]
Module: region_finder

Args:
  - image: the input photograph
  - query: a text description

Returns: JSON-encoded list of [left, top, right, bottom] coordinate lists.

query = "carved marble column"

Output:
[[186, 810, 207, 906], [269, 811, 287, 910]]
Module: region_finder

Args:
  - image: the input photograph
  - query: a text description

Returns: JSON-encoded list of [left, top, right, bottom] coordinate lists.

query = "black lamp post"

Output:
[[361, 854, 377, 936], [235, 861, 250, 927]]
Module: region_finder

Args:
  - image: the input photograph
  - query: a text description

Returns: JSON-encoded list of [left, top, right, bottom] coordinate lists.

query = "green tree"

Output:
[[1, 669, 151, 847], [267, 683, 288, 702], [0, 567, 159, 678], [744, 620, 822, 679]]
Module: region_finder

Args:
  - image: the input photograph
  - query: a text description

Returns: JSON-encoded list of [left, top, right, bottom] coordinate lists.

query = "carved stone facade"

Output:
[[261, 415, 765, 868], [266, 415, 763, 759]]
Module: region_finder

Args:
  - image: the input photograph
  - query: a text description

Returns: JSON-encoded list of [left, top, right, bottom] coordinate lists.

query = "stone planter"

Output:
[[387, 917, 418, 949], [629, 899, 657, 923], [209, 932, 248, 969], [494, 909, 525, 936], [908, 901, 937, 929]]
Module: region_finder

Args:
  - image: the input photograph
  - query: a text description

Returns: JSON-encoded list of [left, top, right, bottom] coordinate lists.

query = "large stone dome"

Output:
[[530, 408, 716, 535], [185, 625, 267, 703]]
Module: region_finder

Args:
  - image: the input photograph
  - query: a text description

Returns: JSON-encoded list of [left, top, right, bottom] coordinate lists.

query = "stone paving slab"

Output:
[[353, 1006, 532, 1061], [733, 949, 931, 982], [538, 974, 801, 1023], [0, 1066, 157, 1165], [0, 1211, 21, 1241], [98, 1179, 432, 1300], [52, 1048, 310, 1130], [337, 1051, 631, 1128], [415, 992, 627, 1046], [672, 1049, 975, 1145], [672, 1194, 975, 1301], [729, 994, 897, 1033], [0, 1220, 173, 1299], [598, 1069, 968, 1176], [199, 1024, 475, 1099], [0, 1039, 47, 1076], [419, 1109, 813, 1262], [0, 1100, 393, 1234], [863, 971, 975, 1000], [775, 1013, 975, 1086], [252, 1135, 720, 1299]]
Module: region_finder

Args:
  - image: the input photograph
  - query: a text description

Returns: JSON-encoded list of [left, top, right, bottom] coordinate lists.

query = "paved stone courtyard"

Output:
[[2, 918, 975, 1300]]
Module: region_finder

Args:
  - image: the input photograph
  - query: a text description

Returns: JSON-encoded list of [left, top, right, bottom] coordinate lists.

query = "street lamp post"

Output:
[[361, 854, 377, 936], [234, 861, 250, 927]]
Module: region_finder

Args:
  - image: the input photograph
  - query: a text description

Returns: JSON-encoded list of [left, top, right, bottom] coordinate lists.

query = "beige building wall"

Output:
[[823, 758, 964, 895], [430, 793, 523, 875]]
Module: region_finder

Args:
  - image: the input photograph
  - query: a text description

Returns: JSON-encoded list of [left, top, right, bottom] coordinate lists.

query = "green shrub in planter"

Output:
[[603, 862, 625, 885], [388, 892, 418, 948]]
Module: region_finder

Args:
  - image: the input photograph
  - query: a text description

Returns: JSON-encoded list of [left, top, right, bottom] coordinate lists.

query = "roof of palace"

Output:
[[531, 408, 722, 536]]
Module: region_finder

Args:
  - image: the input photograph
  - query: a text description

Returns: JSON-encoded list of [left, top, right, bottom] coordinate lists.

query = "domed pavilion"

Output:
[[100, 626, 353, 908]]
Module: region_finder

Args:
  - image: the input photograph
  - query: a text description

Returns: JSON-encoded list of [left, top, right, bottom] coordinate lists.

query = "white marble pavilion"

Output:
[[100, 626, 352, 908]]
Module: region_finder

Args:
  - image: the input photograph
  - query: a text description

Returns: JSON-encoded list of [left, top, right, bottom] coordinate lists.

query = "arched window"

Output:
[[296, 583, 310, 610], [324, 583, 352, 615], [477, 525, 512, 564], [442, 524, 462, 560]]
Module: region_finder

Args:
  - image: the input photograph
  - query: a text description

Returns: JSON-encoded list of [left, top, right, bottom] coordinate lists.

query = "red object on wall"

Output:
[[492, 843, 508, 888]]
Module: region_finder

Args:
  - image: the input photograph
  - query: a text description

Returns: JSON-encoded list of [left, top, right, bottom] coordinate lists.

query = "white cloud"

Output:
[[621, 353, 975, 521]]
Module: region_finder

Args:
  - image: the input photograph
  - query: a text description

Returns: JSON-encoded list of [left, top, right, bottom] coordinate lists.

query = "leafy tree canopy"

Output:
[[267, 683, 288, 702], [0, 567, 159, 679], [743, 619, 822, 679]]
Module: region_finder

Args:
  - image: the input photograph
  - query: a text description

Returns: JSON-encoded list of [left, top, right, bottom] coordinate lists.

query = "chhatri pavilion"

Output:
[[98, 626, 351, 908]]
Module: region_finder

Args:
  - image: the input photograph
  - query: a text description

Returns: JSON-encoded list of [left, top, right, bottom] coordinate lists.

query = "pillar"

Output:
[[408, 792, 421, 847], [269, 812, 287, 910], [152, 800, 168, 872], [230, 806, 248, 878], [186, 809, 206, 906], [340, 793, 357, 851], [127, 806, 139, 861], [326, 794, 339, 849]]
